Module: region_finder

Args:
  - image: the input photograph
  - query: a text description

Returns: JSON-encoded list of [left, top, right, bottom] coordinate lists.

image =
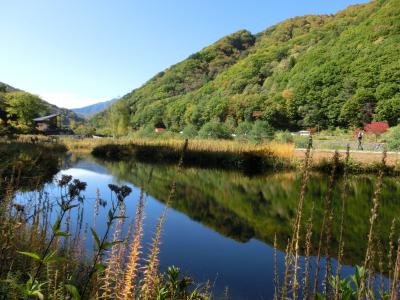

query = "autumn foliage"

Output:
[[364, 121, 389, 140]]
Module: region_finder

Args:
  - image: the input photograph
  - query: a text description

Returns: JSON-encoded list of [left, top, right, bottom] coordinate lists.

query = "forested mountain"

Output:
[[92, 0, 400, 134], [0, 82, 84, 132], [72, 98, 118, 118]]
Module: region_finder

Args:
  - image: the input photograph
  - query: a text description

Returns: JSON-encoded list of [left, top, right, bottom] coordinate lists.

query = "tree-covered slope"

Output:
[[91, 30, 256, 133], [0, 82, 84, 130], [92, 0, 400, 134]]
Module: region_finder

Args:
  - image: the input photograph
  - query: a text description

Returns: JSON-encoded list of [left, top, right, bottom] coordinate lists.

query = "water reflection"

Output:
[[3, 148, 400, 299], [0, 143, 65, 196], [93, 157, 400, 268]]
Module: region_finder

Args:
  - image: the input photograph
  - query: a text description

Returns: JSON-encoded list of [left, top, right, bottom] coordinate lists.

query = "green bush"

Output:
[[182, 124, 198, 139], [385, 125, 400, 151], [198, 120, 231, 139], [274, 130, 294, 143], [293, 135, 309, 148], [136, 125, 157, 138], [235, 121, 252, 136], [248, 121, 275, 143]]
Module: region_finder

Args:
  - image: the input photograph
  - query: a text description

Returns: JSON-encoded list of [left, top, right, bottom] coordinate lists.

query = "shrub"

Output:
[[385, 125, 400, 151], [136, 125, 158, 138], [364, 121, 389, 141], [235, 121, 252, 137], [248, 120, 275, 143], [293, 135, 309, 148], [274, 130, 294, 143], [198, 120, 231, 139], [182, 124, 198, 139]]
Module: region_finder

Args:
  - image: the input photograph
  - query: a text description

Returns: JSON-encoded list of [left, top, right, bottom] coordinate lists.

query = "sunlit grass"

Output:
[[61, 137, 294, 159]]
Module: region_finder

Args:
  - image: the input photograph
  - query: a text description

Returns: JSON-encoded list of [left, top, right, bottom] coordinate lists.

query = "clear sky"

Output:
[[0, 0, 369, 109]]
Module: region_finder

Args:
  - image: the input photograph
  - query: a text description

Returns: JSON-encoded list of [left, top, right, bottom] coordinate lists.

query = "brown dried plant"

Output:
[[120, 191, 145, 300]]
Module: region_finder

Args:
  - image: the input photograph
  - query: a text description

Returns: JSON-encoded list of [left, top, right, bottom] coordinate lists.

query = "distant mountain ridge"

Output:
[[72, 98, 118, 118]]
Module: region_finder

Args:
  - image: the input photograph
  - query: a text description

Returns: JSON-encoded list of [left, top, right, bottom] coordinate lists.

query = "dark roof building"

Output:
[[33, 113, 60, 122], [33, 114, 60, 134]]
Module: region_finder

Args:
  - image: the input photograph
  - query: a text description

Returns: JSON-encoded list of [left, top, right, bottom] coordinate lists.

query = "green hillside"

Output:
[[0, 82, 84, 133], [92, 0, 400, 134]]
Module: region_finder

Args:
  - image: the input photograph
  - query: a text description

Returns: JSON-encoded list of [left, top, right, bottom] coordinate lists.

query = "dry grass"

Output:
[[0, 139, 210, 299], [61, 137, 294, 159], [121, 191, 145, 300], [60, 137, 116, 153], [274, 149, 400, 300], [294, 149, 400, 166], [64, 138, 400, 174]]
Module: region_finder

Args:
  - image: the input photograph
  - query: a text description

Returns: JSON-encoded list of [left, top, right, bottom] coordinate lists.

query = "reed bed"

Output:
[[89, 138, 294, 174], [65, 137, 400, 175], [62, 137, 294, 158], [60, 137, 116, 153], [0, 141, 209, 299], [273, 144, 400, 299]]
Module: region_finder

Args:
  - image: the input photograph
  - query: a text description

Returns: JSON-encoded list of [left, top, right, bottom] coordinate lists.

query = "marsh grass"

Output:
[[62, 137, 293, 156], [274, 145, 400, 299], [65, 137, 400, 175], [0, 140, 209, 299], [90, 139, 293, 174]]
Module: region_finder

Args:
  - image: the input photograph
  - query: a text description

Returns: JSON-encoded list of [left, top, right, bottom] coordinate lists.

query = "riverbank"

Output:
[[3, 136, 399, 175], [91, 139, 294, 174], [87, 140, 398, 175]]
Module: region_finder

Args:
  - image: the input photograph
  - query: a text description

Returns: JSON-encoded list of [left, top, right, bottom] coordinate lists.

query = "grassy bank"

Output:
[[4, 136, 399, 175], [90, 139, 294, 174], [0, 141, 67, 187], [84, 138, 399, 175]]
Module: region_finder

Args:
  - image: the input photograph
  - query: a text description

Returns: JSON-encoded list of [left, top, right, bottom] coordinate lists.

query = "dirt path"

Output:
[[294, 149, 400, 166]]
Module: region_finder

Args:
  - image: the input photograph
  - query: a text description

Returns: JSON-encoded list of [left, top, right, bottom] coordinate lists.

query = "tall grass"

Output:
[[0, 141, 209, 299], [274, 146, 400, 299], [61, 137, 294, 158], [1, 139, 400, 299]]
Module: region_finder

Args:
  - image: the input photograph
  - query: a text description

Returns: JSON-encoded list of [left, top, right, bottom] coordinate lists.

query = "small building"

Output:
[[155, 128, 166, 133], [298, 130, 311, 136], [252, 111, 263, 120], [154, 122, 166, 133], [33, 114, 60, 134]]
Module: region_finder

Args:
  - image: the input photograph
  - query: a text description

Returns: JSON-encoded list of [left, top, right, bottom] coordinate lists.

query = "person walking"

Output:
[[357, 130, 364, 150]]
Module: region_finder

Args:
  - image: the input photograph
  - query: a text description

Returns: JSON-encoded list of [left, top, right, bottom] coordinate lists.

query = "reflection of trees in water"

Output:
[[95, 158, 400, 268], [0, 143, 66, 197]]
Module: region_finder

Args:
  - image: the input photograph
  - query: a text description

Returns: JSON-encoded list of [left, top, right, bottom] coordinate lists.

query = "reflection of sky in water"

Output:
[[16, 160, 372, 300]]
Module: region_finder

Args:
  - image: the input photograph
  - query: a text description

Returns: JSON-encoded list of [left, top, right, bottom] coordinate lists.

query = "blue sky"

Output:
[[0, 0, 368, 108]]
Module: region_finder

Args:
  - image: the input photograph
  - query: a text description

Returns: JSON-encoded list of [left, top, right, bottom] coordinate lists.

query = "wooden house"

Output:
[[33, 114, 60, 134], [252, 111, 263, 119], [154, 122, 166, 133]]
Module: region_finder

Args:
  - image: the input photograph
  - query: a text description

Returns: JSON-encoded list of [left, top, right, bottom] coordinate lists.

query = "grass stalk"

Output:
[[120, 190, 145, 300], [390, 239, 400, 300], [291, 135, 313, 299], [358, 150, 386, 299], [334, 146, 350, 300]]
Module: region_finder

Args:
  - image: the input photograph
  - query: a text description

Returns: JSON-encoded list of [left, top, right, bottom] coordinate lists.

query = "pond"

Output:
[[10, 151, 400, 299]]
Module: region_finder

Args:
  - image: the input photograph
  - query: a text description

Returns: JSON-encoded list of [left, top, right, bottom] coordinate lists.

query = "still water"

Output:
[[15, 154, 400, 299]]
